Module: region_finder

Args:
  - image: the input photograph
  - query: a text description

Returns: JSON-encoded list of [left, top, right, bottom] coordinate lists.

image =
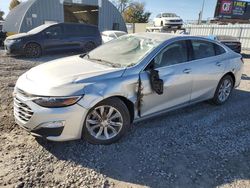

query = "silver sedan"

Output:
[[14, 33, 243, 144]]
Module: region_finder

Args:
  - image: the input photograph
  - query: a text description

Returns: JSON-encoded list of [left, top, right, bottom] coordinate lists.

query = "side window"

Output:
[[44, 26, 62, 39], [79, 26, 98, 37], [154, 40, 188, 68], [191, 40, 216, 60], [214, 44, 226, 55]]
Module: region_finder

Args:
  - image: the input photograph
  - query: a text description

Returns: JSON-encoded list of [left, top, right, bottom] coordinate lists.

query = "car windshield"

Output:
[[84, 35, 161, 68], [162, 13, 178, 17], [27, 24, 54, 34]]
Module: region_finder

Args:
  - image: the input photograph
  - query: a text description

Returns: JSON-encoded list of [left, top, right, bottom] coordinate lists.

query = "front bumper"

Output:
[[14, 91, 89, 142], [4, 40, 25, 55]]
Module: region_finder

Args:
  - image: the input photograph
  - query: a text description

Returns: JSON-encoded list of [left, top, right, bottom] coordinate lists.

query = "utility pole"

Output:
[[198, 0, 205, 24]]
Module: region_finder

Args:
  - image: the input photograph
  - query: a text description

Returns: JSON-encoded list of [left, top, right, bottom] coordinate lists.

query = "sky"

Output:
[[0, 0, 219, 21]]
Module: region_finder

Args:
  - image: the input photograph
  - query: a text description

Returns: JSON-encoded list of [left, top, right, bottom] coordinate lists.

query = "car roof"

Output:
[[131, 32, 186, 42], [131, 32, 222, 45]]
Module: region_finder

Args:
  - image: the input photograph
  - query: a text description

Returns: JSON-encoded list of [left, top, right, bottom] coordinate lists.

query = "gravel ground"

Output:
[[0, 50, 250, 188]]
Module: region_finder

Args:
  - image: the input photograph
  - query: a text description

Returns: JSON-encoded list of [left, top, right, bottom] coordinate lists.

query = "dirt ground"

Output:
[[0, 49, 250, 188]]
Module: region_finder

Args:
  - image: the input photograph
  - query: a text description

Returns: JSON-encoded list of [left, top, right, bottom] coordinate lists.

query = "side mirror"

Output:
[[147, 61, 164, 95]]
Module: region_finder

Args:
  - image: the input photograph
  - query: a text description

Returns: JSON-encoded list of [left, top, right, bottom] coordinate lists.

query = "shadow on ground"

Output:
[[242, 53, 250, 59], [37, 88, 250, 188]]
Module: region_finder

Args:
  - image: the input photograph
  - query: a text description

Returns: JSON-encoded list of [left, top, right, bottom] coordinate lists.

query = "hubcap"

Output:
[[218, 79, 232, 102], [86, 105, 123, 140]]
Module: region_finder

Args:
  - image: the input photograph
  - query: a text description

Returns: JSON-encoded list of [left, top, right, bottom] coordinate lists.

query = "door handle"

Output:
[[216, 62, 223, 67], [183, 68, 191, 74]]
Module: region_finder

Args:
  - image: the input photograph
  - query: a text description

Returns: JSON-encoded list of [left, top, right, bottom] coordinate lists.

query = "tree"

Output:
[[123, 2, 151, 23], [9, 0, 20, 10], [0, 10, 4, 21], [112, 0, 131, 13]]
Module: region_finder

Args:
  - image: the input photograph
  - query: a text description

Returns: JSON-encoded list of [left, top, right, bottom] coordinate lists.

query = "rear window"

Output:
[[64, 24, 99, 37], [191, 40, 216, 60], [80, 25, 99, 36], [214, 44, 226, 55]]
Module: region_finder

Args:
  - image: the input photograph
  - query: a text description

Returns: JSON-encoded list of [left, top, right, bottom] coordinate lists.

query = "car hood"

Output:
[[7, 33, 30, 40], [16, 55, 125, 96]]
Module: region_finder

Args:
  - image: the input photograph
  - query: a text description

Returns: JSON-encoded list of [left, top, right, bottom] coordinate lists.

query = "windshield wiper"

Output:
[[79, 53, 89, 58], [87, 57, 121, 68]]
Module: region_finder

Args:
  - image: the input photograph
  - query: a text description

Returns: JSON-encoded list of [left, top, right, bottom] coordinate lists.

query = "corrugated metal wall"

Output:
[[20, 0, 64, 32], [184, 24, 250, 50], [18, 0, 126, 33]]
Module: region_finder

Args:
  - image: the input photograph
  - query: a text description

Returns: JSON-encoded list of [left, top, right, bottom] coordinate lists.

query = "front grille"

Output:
[[170, 20, 181, 23], [14, 96, 34, 123]]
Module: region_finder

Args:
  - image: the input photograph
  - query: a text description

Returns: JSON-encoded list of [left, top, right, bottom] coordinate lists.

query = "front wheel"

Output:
[[25, 43, 42, 58], [212, 75, 234, 105], [82, 98, 131, 145], [83, 42, 96, 53]]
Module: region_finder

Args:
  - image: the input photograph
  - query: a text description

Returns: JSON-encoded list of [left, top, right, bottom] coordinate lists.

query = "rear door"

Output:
[[63, 24, 82, 51], [42, 25, 65, 52], [140, 40, 193, 117], [188, 40, 226, 102]]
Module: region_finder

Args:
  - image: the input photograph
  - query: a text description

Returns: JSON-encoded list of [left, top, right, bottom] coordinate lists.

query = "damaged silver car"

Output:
[[14, 33, 243, 144]]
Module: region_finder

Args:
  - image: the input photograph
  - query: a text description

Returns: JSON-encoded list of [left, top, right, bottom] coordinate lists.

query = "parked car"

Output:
[[14, 33, 243, 144], [4, 23, 102, 58], [102, 30, 127, 43], [153, 13, 183, 28], [207, 35, 242, 54]]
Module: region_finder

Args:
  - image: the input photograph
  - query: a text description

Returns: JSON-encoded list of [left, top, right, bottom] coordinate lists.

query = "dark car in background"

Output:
[[208, 35, 242, 54], [4, 23, 102, 58]]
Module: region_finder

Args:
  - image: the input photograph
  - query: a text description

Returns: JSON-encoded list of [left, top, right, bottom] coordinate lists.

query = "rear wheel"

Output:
[[212, 75, 234, 105], [82, 98, 131, 145], [25, 43, 42, 58], [83, 42, 96, 53]]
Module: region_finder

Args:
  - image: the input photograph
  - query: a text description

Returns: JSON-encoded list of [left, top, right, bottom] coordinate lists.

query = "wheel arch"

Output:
[[222, 72, 236, 87], [24, 41, 42, 49], [88, 95, 135, 124]]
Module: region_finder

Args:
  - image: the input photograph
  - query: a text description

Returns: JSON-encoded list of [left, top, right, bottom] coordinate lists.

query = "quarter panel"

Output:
[[190, 55, 227, 102]]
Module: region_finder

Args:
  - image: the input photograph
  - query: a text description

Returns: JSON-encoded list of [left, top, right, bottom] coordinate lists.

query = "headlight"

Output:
[[7, 38, 22, 44], [33, 96, 82, 108]]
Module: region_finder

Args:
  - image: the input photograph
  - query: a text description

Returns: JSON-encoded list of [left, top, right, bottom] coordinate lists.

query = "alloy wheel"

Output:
[[86, 105, 123, 141], [218, 79, 233, 103]]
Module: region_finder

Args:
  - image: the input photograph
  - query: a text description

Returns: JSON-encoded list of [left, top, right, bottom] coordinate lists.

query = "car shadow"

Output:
[[242, 53, 250, 59], [37, 88, 250, 188]]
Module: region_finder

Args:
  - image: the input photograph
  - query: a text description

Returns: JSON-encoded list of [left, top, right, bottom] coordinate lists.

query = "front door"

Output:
[[140, 40, 193, 117]]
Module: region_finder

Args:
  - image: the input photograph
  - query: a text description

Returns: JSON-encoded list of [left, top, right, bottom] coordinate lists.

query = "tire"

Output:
[[212, 75, 234, 105], [83, 42, 96, 53], [82, 97, 131, 145], [160, 21, 163, 27], [25, 43, 42, 58]]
